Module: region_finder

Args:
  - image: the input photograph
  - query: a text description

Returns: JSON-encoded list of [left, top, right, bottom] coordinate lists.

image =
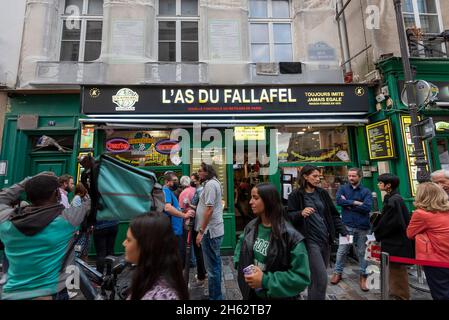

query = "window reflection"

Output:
[[277, 127, 351, 163]]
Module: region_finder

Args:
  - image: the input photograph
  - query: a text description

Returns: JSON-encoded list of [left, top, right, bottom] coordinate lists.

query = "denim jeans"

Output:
[[334, 226, 369, 276], [306, 240, 330, 300], [201, 232, 223, 300]]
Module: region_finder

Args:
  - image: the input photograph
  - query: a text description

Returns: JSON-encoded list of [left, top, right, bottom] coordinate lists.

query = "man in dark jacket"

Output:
[[330, 168, 372, 291]]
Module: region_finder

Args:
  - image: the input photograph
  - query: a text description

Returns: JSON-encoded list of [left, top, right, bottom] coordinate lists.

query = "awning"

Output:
[[79, 115, 369, 127]]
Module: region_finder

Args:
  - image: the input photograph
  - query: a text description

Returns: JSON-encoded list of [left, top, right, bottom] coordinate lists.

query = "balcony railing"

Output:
[[407, 29, 449, 58], [142, 62, 208, 84], [33, 61, 106, 85], [30, 61, 208, 86]]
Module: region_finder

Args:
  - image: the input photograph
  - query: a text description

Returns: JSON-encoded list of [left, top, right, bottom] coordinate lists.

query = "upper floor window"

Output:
[[403, 0, 442, 33], [157, 0, 199, 62], [403, 0, 444, 57], [60, 0, 103, 62], [249, 0, 292, 63]]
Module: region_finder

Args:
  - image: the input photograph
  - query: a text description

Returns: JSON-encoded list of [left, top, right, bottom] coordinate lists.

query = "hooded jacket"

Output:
[[0, 178, 90, 300]]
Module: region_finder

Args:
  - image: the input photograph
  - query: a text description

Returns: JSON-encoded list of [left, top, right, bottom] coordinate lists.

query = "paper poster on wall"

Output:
[[80, 127, 95, 149]]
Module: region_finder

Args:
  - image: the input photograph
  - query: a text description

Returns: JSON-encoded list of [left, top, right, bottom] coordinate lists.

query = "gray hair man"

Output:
[[431, 169, 449, 195]]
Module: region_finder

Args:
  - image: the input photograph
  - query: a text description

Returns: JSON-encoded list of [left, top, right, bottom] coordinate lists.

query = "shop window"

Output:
[[277, 127, 351, 163], [158, 0, 199, 62], [60, 0, 103, 61], [249, 0, 292, 62], [104, 130, 180, 167], [280, 166, 349, 203], [402, 0, 444, 57]]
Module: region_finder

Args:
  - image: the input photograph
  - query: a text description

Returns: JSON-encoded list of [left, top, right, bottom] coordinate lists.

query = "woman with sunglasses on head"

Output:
[[287, 165, 348, 300], [234, 182, 310, 300]]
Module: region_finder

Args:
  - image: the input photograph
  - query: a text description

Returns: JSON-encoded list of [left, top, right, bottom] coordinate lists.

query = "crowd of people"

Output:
[[1, 161, 449, 300]]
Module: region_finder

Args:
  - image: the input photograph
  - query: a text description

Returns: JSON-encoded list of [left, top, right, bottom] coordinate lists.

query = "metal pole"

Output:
[[381, 252, 390, 300], [393, 0, 430, 183]]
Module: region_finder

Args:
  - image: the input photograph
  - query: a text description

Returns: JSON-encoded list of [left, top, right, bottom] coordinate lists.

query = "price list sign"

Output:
[[366, 119, 395, 160]]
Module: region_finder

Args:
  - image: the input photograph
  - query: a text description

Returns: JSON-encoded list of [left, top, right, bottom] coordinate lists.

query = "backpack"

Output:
[[94, 154, 165, 221]]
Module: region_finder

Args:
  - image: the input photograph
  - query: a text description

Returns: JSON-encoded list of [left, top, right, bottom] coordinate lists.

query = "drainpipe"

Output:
[[336, 0, 352, 78]]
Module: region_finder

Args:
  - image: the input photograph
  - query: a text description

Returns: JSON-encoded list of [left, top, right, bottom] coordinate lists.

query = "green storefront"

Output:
[[80, 84, 374, 253], [1, 83, 376, 255], [369, 57, 449, 211]]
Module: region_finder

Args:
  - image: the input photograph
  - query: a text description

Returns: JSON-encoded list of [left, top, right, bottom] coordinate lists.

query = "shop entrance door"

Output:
[[29, 153, 71, 176], [233, 158, 270, 233], [27, 134, 75, 176], [431, 137, 449, 171]]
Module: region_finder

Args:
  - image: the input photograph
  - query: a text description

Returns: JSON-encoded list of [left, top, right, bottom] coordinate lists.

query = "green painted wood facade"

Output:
[[374, 57, 449, 211]]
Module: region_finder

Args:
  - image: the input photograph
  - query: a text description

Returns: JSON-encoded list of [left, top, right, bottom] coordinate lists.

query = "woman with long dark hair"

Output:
[[123, 212, 189, 300], [234, 183, 310, 300], [287, 165, 348, 300]]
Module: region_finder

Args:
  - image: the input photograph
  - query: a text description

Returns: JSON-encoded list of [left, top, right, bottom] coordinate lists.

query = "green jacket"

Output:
[[234, 218, 310, 299], [0, 178, 90, 299]]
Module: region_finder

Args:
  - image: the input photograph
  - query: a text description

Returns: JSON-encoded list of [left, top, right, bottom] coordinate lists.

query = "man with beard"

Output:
[[330, 168, 372, 291], [163, 171, 194, 266], [58, 175, 74, 209]]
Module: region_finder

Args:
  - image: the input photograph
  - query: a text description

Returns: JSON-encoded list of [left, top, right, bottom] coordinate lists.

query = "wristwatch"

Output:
[[199, 228, 204, 235]]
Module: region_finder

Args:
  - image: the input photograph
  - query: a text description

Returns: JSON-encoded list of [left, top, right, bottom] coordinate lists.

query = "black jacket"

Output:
[[287, 187, 348, 243], [237, 218, 305, 300], [372, 191, 414, 259]]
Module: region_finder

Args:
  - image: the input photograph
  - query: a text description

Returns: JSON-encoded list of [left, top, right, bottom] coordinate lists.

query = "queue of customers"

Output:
[[1, 165, 449, 300]]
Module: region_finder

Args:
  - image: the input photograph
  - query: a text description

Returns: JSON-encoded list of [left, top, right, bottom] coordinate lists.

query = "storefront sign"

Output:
[[154, 139, 180, 155], [234, 126, 265, 140], [366, 119, 395, 160], [82, 84, 370, 115], [400, 115, 430, 196], [106, 138, 130, 153], [129, 132, 154, 156]]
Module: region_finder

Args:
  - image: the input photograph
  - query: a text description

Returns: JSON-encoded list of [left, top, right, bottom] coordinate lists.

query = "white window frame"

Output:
[[249, 0, 293, 63], [402, 0, 445, 57], [156, 0, 199, 62], [59, 0, 103, 62]]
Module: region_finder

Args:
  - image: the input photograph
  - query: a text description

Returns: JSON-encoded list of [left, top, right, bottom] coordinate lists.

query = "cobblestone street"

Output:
[[188, 255, 433, 300]]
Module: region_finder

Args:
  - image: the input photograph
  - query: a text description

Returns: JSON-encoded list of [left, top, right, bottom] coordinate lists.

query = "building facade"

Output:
[[1, 0, 448, 252]]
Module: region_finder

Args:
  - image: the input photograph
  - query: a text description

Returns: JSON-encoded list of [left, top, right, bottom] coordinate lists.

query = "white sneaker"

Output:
[[68, 291, 78, 299]]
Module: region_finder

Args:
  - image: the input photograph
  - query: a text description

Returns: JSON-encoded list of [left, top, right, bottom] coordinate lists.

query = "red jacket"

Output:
[[407, 209, 449, 262]]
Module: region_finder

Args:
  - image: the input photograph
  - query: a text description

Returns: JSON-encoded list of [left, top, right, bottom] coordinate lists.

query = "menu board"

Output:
[[191, 148, 227, 209], [400, 115, 429, 196], [366, 119, 395, 160]]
